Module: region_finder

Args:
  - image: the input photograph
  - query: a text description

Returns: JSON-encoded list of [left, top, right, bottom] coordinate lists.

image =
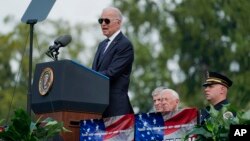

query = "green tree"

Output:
[[2, 0, 250, 118], [113, 0, 250, 112]]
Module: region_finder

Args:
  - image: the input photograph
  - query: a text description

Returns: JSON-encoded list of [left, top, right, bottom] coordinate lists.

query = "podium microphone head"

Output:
[[55, 34, 72, 47], [46, 34, 72, 61]]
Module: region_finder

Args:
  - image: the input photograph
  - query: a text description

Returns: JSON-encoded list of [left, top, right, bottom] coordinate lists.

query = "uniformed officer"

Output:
[[199, 71, 233, 124]]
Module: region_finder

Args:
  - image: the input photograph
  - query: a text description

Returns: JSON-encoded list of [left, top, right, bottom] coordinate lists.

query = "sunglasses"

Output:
[[98, 18, 111, 24], [98, 18, 119, 24]]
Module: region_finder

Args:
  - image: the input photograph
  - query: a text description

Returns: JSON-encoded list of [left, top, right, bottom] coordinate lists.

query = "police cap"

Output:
[[203, 71, 233, 88]]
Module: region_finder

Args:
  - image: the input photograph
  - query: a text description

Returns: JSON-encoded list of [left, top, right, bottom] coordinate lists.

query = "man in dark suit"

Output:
[[199, 71, 233, 124], [92, 7, 134, 118]]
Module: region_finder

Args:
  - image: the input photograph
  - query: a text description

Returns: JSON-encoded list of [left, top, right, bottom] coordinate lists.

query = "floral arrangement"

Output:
[[0, 108, 70, 141], [185, 104, 250, 141]]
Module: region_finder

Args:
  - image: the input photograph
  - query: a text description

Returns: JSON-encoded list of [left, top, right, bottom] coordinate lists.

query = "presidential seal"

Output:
[[39, 67, 54, 96]]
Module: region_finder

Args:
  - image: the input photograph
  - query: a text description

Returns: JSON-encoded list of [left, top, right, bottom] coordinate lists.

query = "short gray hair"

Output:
[[103, 7, 123, 21], [152, 86, 167, 96], [161, 89, 179, 99]]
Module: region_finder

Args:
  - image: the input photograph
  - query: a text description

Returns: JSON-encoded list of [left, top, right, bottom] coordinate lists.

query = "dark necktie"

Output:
[[102, 38, 110, 54], [98, 39, 110, 64]]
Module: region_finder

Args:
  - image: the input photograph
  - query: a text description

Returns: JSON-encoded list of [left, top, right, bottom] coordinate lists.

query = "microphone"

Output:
[[46, 34, 72, 61], [49, 34, 72, 51]]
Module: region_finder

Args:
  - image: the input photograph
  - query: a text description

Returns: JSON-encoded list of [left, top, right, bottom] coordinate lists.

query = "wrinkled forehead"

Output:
[[153, 94, 162, 99], [162, 92, 177, 100], [101, 11, 115, 18]]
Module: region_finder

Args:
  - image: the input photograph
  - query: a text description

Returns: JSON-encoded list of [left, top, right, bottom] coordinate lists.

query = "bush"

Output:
[[185, 104, 250, 141], [0, 108, 70, 141]]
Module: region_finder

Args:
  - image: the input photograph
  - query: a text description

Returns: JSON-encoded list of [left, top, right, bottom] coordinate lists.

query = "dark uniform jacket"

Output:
[[199, 99, 229, 124]]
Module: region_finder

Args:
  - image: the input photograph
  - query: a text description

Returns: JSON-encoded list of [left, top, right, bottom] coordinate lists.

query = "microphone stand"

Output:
[[45, 48, 59, 61], [54, 49, 59, 61]]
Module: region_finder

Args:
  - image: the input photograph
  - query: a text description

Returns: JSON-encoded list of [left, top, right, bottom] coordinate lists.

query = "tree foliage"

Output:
[[113, 0, 250, 112]]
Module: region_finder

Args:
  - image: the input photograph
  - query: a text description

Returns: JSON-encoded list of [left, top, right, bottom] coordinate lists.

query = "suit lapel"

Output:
[[97, 32, 124, 68], [93, 41, 105, 70]]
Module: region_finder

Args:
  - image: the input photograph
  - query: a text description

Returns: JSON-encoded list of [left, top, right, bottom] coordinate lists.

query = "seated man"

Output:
[[151, 86, 166, 112], [160, 89, 180, 118]]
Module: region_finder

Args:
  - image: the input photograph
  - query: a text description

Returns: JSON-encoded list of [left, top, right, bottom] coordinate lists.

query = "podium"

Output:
[[31, 60, 109, 141]]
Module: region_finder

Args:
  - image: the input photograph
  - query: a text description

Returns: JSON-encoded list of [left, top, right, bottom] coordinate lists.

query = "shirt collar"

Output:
[[214, 99, 229, 110], [108, 30, 121, 43]]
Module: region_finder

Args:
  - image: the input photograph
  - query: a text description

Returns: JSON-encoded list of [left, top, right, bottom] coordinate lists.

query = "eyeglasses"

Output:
[[98, 18, 119, 24], [98, 18, 111, 24]]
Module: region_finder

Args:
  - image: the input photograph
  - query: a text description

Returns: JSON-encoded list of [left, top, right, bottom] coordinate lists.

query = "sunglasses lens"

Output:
[[98, 18, 111, 24], [104, 19, 110, 24], [98, 18, 103, 24]]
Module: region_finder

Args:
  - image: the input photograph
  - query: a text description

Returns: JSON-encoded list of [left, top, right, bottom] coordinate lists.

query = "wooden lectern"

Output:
[[31, 60, 109, 141]]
